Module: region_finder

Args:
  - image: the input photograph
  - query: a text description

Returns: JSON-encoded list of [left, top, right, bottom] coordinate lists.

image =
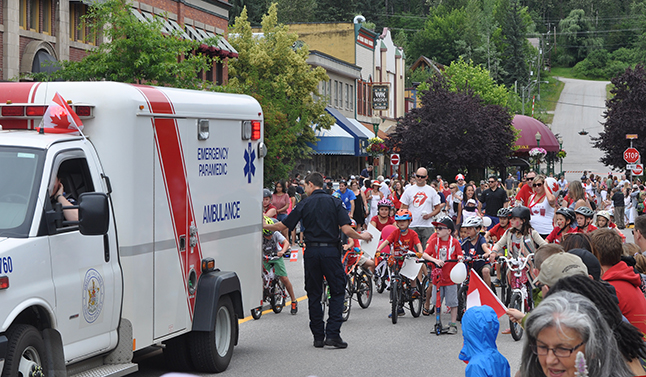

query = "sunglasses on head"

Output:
[[533, 183, 543, 187]]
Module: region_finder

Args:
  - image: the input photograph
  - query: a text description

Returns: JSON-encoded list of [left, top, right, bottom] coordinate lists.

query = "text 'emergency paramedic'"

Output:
[[203, 201, 241, 223], [197, 147, 229, 177]]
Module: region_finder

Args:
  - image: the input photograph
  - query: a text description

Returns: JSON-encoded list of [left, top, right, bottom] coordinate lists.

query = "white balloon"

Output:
[[450, 262, 468, 284], [482, 216, 492, 227]]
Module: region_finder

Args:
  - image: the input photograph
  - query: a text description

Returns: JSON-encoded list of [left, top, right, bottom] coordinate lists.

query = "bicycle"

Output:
[[421, 259, 460, 335], [455, 255, 491, 322], [343, 247, 373, 309], [387, 251, 423, 324], [374, 251, 391, 294], [496, 253, 535, 341], [251, 254, 287, 320], [321, 277, 353, 322]]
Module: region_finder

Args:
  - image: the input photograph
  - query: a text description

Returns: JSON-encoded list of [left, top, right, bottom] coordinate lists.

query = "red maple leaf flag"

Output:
[[38, 92, 84, 134], [466, 269, 507, 318]]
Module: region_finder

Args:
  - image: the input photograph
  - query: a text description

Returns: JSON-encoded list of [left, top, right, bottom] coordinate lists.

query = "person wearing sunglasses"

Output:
[[481, 175, 508, 230], [400, 167, 442, 247], [515, 170, 537, 206], [519, 291, 634, 377], [527, 175, 558, 239]]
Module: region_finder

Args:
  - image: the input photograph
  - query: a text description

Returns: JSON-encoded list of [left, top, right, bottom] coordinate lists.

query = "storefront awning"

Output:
[[512, 115, 560, 152], [130, 8, 238, 58], [325, 107, 368, 156], [308, 124, 355, 155]]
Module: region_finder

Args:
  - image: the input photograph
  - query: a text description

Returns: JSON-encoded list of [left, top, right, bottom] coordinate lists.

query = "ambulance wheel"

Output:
[[251, 307, 262, 320], [163, 333, 194, 371], [2, 324, 46, 377], [191, 295, 236, 373]]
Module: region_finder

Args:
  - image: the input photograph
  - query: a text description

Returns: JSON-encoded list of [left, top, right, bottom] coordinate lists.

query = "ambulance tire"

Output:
[[163, 333, 194, 372], [190, 295, 236, 373], [2, 324, 46, 377]]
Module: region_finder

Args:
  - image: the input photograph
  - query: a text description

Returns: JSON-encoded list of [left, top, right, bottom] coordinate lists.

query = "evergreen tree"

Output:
[[500, 0, 528, 88], [313, 0, 357, 22]]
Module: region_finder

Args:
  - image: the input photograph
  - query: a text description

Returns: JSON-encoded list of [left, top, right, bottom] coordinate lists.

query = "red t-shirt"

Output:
[[371, 215, 395, 232], [424, 234, 463, 286], [515, 184, 533, 206], [488, 223, 509, 243], [546, 226, 574, 243], [386, 228, 421, 258], [263, 204, 277, 216], [573, 224, 598, 234]]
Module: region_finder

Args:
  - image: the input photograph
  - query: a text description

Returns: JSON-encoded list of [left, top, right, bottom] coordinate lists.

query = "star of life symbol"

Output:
[[244, 142, 256, 183]]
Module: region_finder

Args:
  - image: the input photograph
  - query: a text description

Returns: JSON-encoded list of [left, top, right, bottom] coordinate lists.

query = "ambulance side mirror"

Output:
[[78, 192, 109, 236]]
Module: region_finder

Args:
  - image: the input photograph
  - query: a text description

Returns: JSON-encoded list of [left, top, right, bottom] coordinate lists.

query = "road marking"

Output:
[[238, 295, 308, 324]]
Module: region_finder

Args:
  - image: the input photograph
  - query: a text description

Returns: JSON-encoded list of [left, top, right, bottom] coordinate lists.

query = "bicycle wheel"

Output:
[[251, 307, 262, 320], [409, 280, 423, 318], [456, 283, 468, 322], [321, 281, 328, 315], [342, 281, 352, 322], [390, 280, 400, 324], [375, 267, 386, 294], [270, 280, 285, 314], [509, 293, 524, 341], [357, 270, 373, 309]]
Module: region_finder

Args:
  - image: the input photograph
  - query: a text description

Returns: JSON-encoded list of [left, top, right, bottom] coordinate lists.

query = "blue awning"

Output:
[[326, 107, 368, 156], [308, 124, 355, 155]]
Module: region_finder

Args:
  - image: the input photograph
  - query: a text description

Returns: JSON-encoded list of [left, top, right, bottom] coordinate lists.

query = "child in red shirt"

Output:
[[370, 198, 396, 232], [546, 208, 577, 243], [486, 207, 512, 244], [422, 217, 463, 334]]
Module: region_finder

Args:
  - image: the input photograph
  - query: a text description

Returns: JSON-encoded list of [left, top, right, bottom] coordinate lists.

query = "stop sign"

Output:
[[390, 153, 400, 165], [624, 147, 640, 163], [634, 164, 644, 175]]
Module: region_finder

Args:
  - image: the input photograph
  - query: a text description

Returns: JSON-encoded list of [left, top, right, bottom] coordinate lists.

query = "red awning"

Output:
[[512, 115, 560, 152]]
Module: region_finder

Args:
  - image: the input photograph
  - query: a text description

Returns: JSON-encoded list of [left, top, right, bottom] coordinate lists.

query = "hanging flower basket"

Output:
[[556, 149, 567, 159], [529, 147, 547, 165], [367, 137, 387, 157]]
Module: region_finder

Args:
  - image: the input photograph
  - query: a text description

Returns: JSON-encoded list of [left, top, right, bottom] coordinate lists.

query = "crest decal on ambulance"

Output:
[[82, 268, 105, 324]]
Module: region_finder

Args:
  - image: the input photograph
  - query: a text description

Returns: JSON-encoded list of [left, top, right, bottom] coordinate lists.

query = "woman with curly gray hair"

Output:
[[520, 291, 632, 377]]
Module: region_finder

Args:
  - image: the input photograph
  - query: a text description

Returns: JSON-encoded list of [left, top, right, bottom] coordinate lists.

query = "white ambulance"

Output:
[[0, 81, 265, 376]]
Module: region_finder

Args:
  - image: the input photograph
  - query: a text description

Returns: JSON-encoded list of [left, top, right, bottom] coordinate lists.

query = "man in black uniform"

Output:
[[264, 172, 372, 349]]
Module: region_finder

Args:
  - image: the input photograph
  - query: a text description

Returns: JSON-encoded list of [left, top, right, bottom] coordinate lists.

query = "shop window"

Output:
[[350, 85, 354, 111], [334, 81, 338, 107], [345, 83, 349, 109]]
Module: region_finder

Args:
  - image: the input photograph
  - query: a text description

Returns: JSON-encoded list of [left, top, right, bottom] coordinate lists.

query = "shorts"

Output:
[[264, 257, 287, 277], [434, 284, 458, 308], [410, 226, 434, 248], [474, 262, 491, 276]]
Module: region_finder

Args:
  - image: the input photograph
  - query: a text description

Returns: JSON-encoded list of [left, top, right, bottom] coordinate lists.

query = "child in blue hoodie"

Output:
[[459, 306, 511, 377]]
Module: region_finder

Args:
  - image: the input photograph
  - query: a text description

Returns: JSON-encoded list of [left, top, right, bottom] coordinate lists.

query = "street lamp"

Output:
[[557, 135, 563, 175], [535, 131, 542, 173]]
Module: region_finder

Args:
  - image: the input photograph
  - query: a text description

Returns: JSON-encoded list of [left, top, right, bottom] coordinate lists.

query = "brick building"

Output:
[[1, 0, 236, 81]]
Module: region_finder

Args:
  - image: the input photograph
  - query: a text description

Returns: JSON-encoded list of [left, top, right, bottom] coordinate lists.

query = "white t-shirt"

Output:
[[379, 183, 391, 198], [400, 184, 440, 228]]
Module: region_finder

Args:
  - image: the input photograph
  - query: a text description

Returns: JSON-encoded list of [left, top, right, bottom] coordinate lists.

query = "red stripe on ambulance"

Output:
[[0, 82, 39, 129], [134, 85, 203, 319]]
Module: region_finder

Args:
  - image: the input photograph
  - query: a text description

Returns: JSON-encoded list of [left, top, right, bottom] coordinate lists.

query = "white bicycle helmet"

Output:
[[462, 217, 483, 228]]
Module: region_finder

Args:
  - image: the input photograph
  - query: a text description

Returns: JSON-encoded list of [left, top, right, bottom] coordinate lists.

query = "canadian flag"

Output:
[[37, 92, 84, 134], [466, 269, 507, 318]]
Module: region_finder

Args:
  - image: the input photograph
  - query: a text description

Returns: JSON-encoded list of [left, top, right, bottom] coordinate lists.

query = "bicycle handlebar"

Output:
[[496, 253, 534, 271], [263, 254, 281, 262]]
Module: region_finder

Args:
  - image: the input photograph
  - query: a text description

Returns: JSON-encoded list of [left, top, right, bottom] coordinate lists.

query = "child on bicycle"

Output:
[[461, 217, 493, 289], [343, 219, 375, 273], [485, 207, 511, 244], [375, 209, 424, 317], [422, 217, 462, 334], [369, 198, 395, 231], [263, 217, 299, 314], [545, 208, 576, 244]]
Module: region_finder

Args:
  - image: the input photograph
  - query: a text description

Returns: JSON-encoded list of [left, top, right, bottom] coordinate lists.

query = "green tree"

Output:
[[500, 0, 529, 88], [275, 0, 317, 23], [228, 4, 334, 186], [29, 0, 212, 88], [312, 0, 356, 22], [558, 9, 602, 64], [444, 57, 521, 112]]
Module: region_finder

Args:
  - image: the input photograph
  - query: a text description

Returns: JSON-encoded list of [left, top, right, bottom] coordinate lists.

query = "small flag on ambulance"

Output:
[[466, 269, 507, 318], [37, 92, 84, 134]]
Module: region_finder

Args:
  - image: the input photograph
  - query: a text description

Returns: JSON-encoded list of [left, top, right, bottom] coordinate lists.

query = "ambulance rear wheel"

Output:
[[2, 324, 46, 377], [190, 295, 235, 373]]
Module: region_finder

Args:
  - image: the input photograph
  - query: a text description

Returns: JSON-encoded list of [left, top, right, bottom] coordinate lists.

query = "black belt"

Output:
[[307, 242, 337, 247]]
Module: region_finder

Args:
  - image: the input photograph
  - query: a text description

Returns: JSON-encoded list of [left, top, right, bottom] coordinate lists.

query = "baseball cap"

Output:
[[533, 252, 588, 287], [567, 249, 601, 281], [467, 199, 476, 205]]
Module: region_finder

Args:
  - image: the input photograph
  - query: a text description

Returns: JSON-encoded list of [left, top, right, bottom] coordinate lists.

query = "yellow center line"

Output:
[[238, 295, 308, 324]]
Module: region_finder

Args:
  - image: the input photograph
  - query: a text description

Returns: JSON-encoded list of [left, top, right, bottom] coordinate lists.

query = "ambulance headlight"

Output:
[[197, 119, 210, 140]]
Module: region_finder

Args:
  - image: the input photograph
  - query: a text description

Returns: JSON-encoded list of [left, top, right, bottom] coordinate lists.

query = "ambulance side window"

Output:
[[49, 154, 95, 230]]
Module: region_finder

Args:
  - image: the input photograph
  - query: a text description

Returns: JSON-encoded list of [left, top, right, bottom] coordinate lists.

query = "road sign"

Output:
[[627, 164, 637, 170], [390, 153, 400, 166], [626, 134, 639, 140], [624, 147, 640, 164], [633, 164, 644, 175]]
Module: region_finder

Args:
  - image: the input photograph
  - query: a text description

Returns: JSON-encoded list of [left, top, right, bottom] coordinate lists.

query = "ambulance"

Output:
[[0, 81, 265, 376]]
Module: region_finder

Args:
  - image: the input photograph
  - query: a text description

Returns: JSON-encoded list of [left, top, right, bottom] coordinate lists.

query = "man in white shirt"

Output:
[[400, 167, 442, 247], [378, 175, 391, 197]]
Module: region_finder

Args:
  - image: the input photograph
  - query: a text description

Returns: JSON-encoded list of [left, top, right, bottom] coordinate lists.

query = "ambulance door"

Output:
[[47, 147, 120, 361]]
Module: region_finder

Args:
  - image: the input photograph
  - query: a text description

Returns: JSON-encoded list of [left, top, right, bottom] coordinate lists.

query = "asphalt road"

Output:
[[549, 77, 622, 181], [131, 245, 527, 377]]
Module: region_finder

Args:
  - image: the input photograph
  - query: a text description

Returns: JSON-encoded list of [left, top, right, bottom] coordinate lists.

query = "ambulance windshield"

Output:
[[0, 147, 44, 238]]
